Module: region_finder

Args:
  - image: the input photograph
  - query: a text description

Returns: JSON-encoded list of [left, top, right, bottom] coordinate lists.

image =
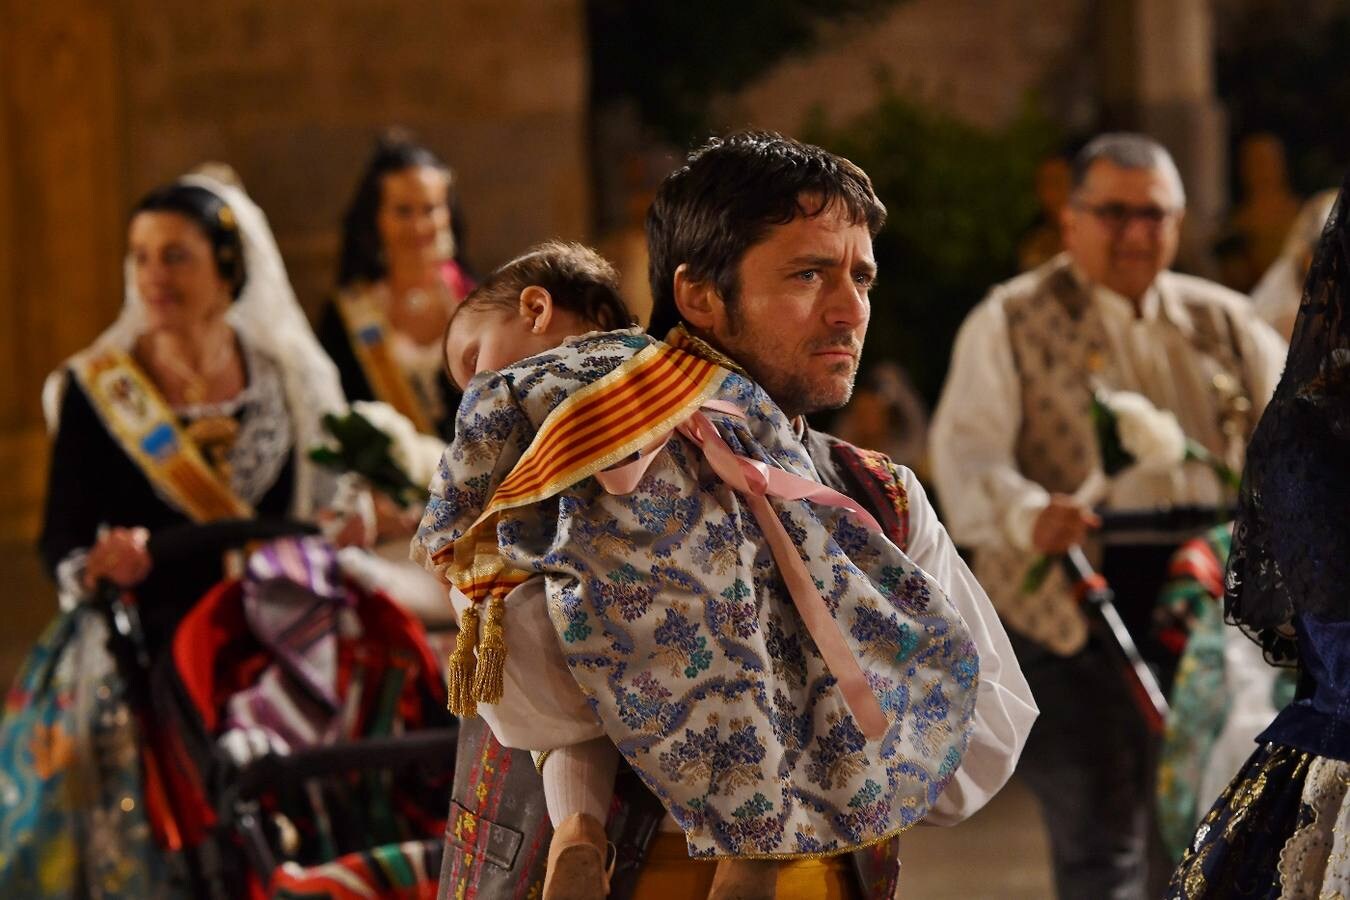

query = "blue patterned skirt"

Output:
[[1167, 742, 1328, 898]]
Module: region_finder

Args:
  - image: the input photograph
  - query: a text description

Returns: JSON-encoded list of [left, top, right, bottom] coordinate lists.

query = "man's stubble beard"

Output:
[[723, 314, 861, 419]]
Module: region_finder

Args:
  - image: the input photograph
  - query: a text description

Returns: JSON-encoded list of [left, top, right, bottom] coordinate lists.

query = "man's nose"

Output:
[[826, 277, 869, 328], [1117, 215, 1158, 246]]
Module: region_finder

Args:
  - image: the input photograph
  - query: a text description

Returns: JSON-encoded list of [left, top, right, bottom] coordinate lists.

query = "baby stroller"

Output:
[[2, 520, 457, 899]]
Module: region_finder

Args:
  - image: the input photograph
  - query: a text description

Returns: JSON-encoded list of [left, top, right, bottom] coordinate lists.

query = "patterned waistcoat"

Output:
[[436, 430, 912, 900], [974, 258, 1256, 654]]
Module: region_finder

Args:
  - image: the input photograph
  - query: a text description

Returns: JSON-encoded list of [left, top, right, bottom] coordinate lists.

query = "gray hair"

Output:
[[1071, 133, 1186, 207]]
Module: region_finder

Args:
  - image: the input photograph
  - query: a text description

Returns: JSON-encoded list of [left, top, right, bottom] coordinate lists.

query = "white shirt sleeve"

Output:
[[1234, 306, 1289, 418], [897, 466, 1039, 825], [928, 294, 1050, 552]]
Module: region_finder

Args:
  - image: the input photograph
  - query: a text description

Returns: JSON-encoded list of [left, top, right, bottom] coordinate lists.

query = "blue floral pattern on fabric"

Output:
[[413, 328, 979, 858]]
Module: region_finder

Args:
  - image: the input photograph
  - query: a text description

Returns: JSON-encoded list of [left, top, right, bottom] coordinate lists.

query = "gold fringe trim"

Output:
[[447, 604, 480, 716], [472, 592, 507, 704]]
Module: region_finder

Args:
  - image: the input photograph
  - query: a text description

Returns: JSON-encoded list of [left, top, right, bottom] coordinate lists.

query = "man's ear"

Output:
[[673, 264, 723, 332], [519, 286, 554, 333]]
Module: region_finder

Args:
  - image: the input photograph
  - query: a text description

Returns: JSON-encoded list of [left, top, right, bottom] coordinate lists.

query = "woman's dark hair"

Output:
[[131, 183, 247, 298], [645, 130, 887, 337], [338, 132, 455, 288], [451, 241, 635, 332]]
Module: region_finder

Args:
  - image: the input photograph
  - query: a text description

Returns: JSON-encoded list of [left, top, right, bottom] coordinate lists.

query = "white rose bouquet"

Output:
[[1021, 388, 1240, 593], [1092, 389, 1240, 489], [309, 401, 444, 507]]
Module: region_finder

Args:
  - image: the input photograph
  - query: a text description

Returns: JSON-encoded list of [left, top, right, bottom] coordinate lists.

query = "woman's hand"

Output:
[[317, 475, 377, 549], [373, 493, 422, 542], [83, 526, 152, 591]]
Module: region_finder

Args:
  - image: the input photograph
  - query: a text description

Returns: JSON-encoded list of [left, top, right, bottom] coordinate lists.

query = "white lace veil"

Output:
[[42, 169, 346, 519]]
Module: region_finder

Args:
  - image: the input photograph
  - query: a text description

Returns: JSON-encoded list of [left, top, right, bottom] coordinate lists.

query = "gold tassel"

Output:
[[446, 603, 480, 716], [472, 592, 507, 704]]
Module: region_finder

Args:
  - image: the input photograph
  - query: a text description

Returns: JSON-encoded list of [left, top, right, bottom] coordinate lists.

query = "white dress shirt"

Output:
[[930, 269, 1288, 554]]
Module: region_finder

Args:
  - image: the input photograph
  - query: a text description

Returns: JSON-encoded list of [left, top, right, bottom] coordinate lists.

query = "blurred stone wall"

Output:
[[719, 0, 1096, 135], [122, 0, 591, 318], [715, 0, 1224, 273]]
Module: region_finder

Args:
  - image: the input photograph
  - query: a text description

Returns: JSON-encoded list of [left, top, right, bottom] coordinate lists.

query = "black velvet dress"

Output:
[[39, 352, 297, 646], [1167, 171, 1350, 898], [316, 298, 458, 443]]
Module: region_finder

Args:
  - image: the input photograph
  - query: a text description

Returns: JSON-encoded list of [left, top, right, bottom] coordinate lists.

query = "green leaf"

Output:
[[1091, 394, 1135, 477], [309, 410, 430, 508], [1021, 554, 1054, 594]]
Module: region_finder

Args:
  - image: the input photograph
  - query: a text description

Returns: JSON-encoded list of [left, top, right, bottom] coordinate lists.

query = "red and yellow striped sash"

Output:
[[435, 340, 726, 714], [432, 341, 726, 578], [484, 342, 723, 513]]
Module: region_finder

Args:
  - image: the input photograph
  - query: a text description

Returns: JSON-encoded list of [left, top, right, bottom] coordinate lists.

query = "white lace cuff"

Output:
[[55, 548, 92, 612]]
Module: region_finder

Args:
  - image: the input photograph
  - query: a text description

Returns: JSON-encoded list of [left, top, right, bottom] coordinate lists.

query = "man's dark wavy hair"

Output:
[[645, 131, 887, 337]]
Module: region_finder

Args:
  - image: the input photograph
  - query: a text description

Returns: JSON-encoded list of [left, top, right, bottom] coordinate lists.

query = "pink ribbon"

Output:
[[594, 400, 890, 740]]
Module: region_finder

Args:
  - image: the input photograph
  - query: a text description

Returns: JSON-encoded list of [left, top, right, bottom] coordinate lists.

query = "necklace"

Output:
[[137, 325, 244, 483], [139, 324, 241, 405], [383, 277, 452, 346]]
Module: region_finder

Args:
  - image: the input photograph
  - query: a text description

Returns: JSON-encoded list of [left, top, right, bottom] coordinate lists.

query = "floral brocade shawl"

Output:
[[413, 329, 979, 859]]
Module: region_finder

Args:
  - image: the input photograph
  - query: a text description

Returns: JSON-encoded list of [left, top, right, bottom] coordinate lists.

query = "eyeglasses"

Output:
[[1074, 201, 1179, 232]]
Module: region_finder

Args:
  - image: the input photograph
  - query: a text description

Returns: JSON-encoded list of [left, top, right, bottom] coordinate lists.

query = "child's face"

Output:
[[445, 286, 605, 391], [444, 306, 578, 391]]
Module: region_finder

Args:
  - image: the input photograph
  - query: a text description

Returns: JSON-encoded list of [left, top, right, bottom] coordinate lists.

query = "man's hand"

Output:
[[83, 526, 152, 591], [1031, 494, 1101, 556]]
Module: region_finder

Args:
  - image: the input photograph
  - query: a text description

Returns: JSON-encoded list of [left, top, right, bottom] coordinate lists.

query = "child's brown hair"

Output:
[[453, 241, 636, 331]]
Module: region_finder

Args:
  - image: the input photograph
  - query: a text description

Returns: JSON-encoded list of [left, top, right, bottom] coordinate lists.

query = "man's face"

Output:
[[703, 202, 875, 418], [1062, 160, 1184, 303]]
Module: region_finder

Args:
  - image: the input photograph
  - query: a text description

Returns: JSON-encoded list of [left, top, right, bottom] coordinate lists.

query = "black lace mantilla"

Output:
[[1225, 172, 1350, 664]]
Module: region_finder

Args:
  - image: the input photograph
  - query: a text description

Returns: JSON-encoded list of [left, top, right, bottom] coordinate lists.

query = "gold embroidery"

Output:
[[664, 324, 748, 376], [336, 286, 436, 434], [71, 349, 253, 523]]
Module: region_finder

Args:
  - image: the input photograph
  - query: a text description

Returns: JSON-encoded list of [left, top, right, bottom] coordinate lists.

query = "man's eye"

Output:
[[796, 270, 819, 283], [854, 273, 876, 288]]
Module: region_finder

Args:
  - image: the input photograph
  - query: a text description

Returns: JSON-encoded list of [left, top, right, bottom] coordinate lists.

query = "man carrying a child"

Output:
[[430, 132, 1036, 900]]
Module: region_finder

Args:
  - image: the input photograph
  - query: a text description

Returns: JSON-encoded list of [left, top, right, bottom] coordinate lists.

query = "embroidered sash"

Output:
[[335, 288, 435, 434], [829, 442, 911, 553], [432, 342, 726, 714], [69, 349, 253, 523]]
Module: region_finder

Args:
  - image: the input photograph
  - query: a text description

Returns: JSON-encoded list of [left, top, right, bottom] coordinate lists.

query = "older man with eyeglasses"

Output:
[[930, 133, 1287, 899]]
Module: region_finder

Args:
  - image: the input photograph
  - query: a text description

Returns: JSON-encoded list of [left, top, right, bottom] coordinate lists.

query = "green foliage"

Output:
[[804, 89, 1058, 403], [588, 0, 903, 144], [309, 411, 427, 508]]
